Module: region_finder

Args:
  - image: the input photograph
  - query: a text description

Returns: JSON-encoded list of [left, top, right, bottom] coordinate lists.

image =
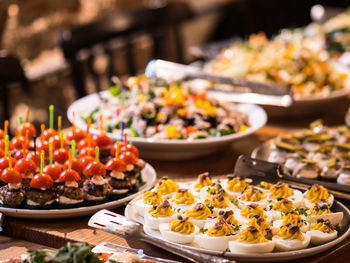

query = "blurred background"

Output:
[[0, 0, 349, 133]]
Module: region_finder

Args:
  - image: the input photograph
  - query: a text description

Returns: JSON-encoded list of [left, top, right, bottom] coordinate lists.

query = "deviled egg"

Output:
[[268, 182, 303, 207], [170, 188, 196, 212], [268, 198, 296, 220], [185, 203, 213, 228], [273, 224, 311, 251], [273, 211, 309, 232], [229, 226, 275, 253], [192, 172, 213, 193], [203, 193, 233, 216], [306, 204, 343, 226], [156, 177, 179, 197], [239, 186, 268, 208], [194, 219, 238, 251], [159, 216, 199, 244], [222, 176, 249, 197], [144, 200, 177, 230], [308, 219, 337, 245], [134, 191, 163, 216], [236, 204, 268, 224], [199, 183, 229, 201], [303, 184, 334, 209]]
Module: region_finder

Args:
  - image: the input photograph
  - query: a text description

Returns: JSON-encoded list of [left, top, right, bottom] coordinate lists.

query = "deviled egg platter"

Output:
[[130, 173, 344, 254]]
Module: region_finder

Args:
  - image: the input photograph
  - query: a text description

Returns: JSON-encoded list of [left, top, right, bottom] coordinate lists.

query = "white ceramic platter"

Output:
[[67, 91, 267, 160], [0, 164, 156, 219], [125, 189, 350, 262]]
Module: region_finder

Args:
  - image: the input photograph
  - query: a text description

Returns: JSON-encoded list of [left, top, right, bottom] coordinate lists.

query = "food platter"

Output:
[[124, 177, 350, 262], [0, 163, 156, 219], [67, 91, 267, 160]]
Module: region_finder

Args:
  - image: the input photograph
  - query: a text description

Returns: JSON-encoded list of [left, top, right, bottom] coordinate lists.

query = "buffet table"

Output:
[[1, 98, 350, 262]]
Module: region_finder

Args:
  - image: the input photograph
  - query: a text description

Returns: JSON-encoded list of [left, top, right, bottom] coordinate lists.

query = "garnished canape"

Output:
[[26, 151, 57, 208], [83, 147, 111, 203], [0, 154, 25, 207]]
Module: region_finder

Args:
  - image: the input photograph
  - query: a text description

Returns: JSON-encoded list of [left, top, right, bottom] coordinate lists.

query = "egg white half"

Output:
[[159, 223, 199, 244]]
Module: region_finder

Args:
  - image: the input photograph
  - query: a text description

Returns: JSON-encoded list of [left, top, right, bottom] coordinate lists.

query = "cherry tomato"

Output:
[[14, 149, 28, 160], [11, 136, 29, 150], [83, 161, 106, 176], [119, 144, 139, 158], [49, 135, 66, 150], [92, 133, 112, 148], [0, 139, 14, 151], [1, 168, 21, 184], [30, 173, 53, 189], [63, 159, 83, 174], [119, 151, 137, 165], [26, 152, 40, 166], [59, 169, 81, 182], [66, 128, 85, 142], [0, 149, 5, 159], [37, 140, 50, 159], [79, 147, 96, 157], [42, 128, 58, 141], [16, 123, 36, 139], [14, 158, 37, 175], [53, 148, 69, 165], [79, 155, 95, 168], [77, 137, 97, 150], [43, 164, 62, 181], [105, 158, 126, 172], [0, 157, 17, 171]]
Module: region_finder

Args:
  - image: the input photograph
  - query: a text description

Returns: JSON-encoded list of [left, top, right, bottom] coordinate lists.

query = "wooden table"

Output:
[[2, 99, 350, 262]]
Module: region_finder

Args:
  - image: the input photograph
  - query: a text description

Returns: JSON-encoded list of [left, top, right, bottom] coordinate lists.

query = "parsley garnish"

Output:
[[231, 199, 239, 207], [200, 228, 208, 233]]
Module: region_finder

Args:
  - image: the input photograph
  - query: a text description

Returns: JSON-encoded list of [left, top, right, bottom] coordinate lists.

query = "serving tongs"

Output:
[[92, 242, 180, 263], [234, 155, 350, 201], [145, 59, 293, 107], [88, 210, 234, 263]]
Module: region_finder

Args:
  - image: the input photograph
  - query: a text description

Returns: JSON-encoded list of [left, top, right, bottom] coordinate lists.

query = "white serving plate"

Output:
[[67, 91, 267, 160], [125, 190, 350, 262], [0, 164, 156, 219]]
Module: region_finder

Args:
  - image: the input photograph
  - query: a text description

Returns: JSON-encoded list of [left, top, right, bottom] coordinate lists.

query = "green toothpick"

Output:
[[71, 140, 76, 160], [95, 146, 100, 162], [18, 116, 22, 136], [49, 105, 54, 130], [49, 141, 53, 165], [40, 150, 45, 174], [60, 131, 64, 149], [4, 135, 9, 157]]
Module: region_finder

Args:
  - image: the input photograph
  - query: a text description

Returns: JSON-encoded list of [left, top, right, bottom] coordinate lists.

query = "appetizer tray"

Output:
[[124, 176, 350, 262], [0, 163, 156, 219], [68, 91, 267, 160], [251, 121, 350, 190]]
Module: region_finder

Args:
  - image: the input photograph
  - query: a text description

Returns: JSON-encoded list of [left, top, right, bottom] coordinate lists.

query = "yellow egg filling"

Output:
[[194, 172, 213, 192], [270, 182, 293, 199], [259, 181, 274, 189], [227, 177, 249, 192], [312, 220, 335, 233], [149, 201, 175, 218], [240, 186, 267, 202], [277, 224, 304, 241], [282, 212, 303, 228], [239, 226, 268, 243], [306, 184, 330, 203], [248, 217, 271, 231], [218, 210, 239, 226], [172, 189, 195, 205], [207, 220, 235, 237], [185, 203, 212, 220], [143, 191, 163, 205], [204, 193, 230, 208], [308, 204, 331, 215], [157, 177, 179, 195], [169, 217, 195, 234], [240, 204, 267, 219], [272, 199, 296, 213]]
